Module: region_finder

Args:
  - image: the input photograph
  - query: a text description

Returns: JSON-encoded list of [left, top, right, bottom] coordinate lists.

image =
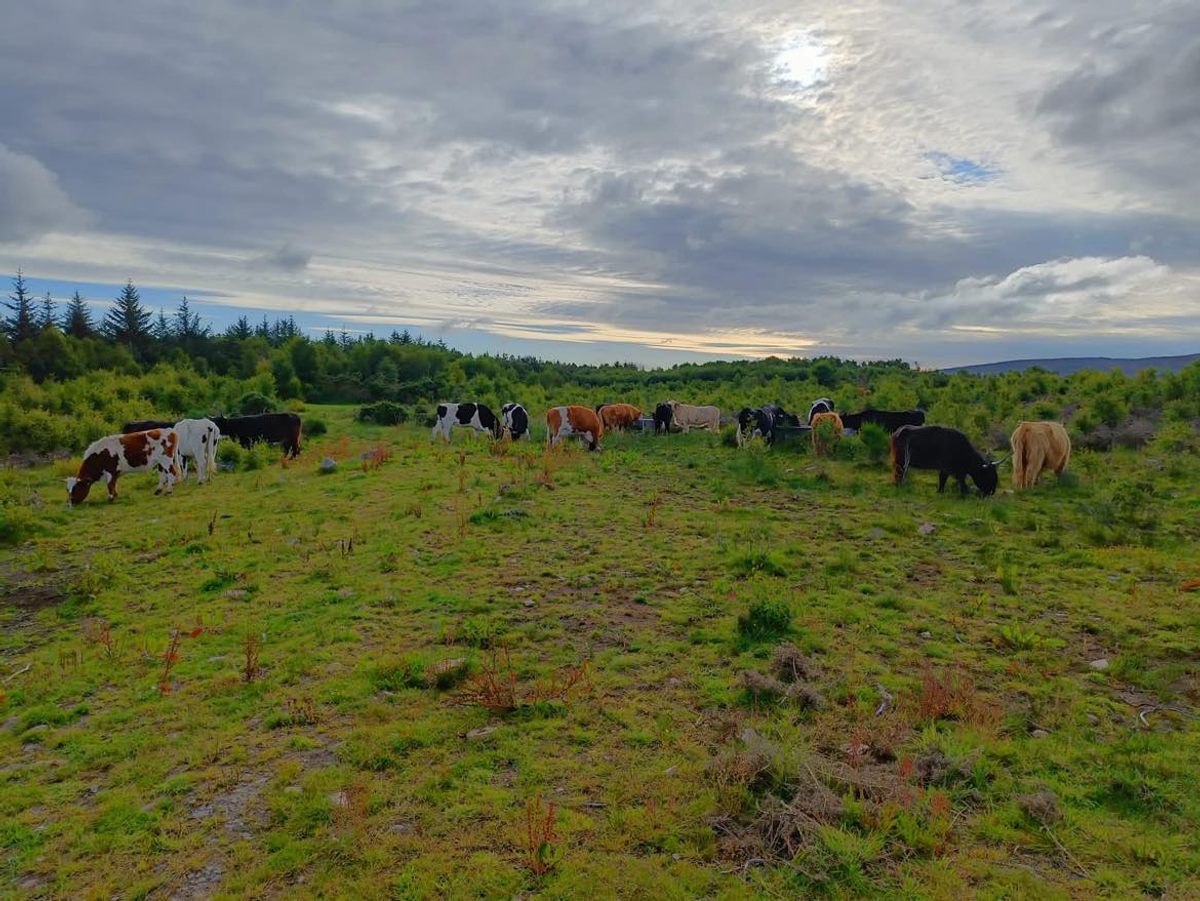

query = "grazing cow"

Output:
[[890, 425, 1000, 497], [667, 400, 721, 433], [810, 412, 844, 455], [211, 413, 303, 458], [431, 402, 502, 442], [839, 409, 926, 433], [598, 403, 643, 432], [67, 429, 181, 506], [807, 398, 835, 424], [122, 417, 220, 482], [172, 418, 221, 483], [546, 405, 604, 450], [1010, 421, 1071, 489], [736, 404, 798, 446], [653, 402, 674, 435], [501, 403, 530, 441]]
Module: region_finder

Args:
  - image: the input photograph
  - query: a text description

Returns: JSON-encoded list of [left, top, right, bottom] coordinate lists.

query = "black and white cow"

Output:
[[431, 402, 502, 441], [807, 397, 835, 424], [501, 403, 530, 440]]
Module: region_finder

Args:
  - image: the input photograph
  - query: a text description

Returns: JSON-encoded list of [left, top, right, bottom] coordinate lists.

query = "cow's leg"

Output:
[[107, 473, 119, 502], [937, 471, 948, 493], [959, 475, 970, 497]]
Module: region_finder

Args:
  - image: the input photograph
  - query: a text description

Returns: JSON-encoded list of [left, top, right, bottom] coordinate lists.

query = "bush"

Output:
[[737, 599, 793, 644], [858, 423, 890, 464], [216, 442, 242, 467], [305, 417, 328, 437], [357, 400, 410, 426], [238, 391, 275, 415]]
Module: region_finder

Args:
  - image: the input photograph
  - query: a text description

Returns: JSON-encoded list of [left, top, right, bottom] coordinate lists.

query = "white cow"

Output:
[[173, 418, 221, 483], [666, 400, 721, 433]]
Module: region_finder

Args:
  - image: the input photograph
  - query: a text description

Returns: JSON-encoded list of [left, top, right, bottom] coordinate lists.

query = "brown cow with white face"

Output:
[[66, 429, 182, 506], [546, 405, 604, 451]]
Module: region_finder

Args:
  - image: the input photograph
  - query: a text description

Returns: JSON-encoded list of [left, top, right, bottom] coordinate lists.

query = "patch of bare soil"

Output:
[[190, 772, 270, 840]]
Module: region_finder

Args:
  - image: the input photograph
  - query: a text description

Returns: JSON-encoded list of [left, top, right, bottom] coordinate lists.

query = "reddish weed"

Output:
[[160, 630, 182, 694], [525, 793, 560, 875], [465, 650, 590, 713], [242, 633, 262, 683]]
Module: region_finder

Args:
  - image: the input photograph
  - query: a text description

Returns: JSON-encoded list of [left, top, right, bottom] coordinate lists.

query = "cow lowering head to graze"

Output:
[[735, 404, 796, 446], [839, 409, 926, 433], [807, 398, 835, 424], [501, 403, 530, 440], [67, 429, 181, 506], [666, 400, 721, 433], [890, 425, 1000, 497], [598, 403, 642, 432], [653, 402, 674, 435], [546, 405, 604, 450], [431, 402, 502, 442], [211, 413, 303, 458], [1010, 421, 1071, 489], [810, 412, 844, 456]]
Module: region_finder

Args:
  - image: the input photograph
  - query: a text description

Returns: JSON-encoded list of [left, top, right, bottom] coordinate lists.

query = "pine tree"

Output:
[[3, 270, 37, 344], [173, 296, 206, 339], [103, 279, 152, 351], [226, 315, 252, 340], [38, 291, 56, 332], [62, 291, 95, 338], [152, 308, 171, 342]]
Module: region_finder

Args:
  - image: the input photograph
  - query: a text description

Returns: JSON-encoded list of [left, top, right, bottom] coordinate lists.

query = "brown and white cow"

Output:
[[66, 429, 182, 506], [546, 405, 604, 451], [666, 400, 721, 433], [597, 403, 642, 432]]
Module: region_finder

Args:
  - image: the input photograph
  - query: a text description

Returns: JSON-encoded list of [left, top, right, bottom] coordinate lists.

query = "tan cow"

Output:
[[546, 406, 604, 450], [810, 411, 844, 456], [666, 400, 720, 433], [1010, 421, 1071, 488], [597, 403, 642, 432], [67, 429, 181, 505]]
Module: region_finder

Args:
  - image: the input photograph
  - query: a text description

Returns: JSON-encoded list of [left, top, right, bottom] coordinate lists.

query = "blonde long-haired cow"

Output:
[[1010, 421, 1071, 489], [810, 411, 844, 456]]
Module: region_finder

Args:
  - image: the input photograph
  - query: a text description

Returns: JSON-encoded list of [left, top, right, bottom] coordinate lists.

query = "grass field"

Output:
[[2, 405, 1199, 899]]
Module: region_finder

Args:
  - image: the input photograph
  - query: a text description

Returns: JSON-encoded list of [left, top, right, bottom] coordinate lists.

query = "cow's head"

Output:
[[973, 461, 1000, 497], [65, 476, 92, 506]]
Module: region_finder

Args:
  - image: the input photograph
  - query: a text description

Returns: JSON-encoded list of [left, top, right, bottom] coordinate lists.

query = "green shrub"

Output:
[[238, 391, 275, 415], [858, 423, 890, 464], [356, 401, 410, 426], [737, 599, 793, 643], [305, 417, 328, 437]]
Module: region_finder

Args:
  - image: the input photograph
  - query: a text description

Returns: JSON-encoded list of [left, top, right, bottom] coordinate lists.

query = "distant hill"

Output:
[[943, 353, 1200, 376]]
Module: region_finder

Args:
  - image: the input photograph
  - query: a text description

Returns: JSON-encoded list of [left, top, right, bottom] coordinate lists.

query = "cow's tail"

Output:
[[292, 419, 303, 458], [890, 432, 909, 484]]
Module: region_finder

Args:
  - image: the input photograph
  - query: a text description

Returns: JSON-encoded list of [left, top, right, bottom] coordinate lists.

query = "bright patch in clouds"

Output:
[[771, 31, 830, 90]]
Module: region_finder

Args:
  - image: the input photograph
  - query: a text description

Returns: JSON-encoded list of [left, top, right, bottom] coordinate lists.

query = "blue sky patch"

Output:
[[925, 152, 1000, 185]]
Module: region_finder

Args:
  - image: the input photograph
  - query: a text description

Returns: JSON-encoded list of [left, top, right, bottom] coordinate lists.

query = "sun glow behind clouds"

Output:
[[771, 31, 830, 90]]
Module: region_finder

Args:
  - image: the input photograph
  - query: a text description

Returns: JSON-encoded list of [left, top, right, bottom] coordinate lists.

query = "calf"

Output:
[[890, 425, 1000, 497], [67, 429, 181, 505], [501, 403, 530, 440], [211, 413, 303, 458], [431, 402, 502, 442], [1010, 421, 1071, 489], [667, 400, 721, 433], [597, 403, 642, 432], [807, 398, 835, 424], [546, 405, 604, 450], [839, 409, 926, 432], [653, 402, 674, 435]]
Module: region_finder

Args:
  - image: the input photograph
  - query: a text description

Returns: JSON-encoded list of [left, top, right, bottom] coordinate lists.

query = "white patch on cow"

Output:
[[65, 476, 77, 491]]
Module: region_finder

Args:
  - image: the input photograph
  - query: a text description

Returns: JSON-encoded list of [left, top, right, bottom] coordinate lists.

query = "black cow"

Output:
[[121, 419, 174, 433], [840, 409, 926, 433], [211, 413, 303, 458], [431, 402, 502, 441], [890, 425, 999, 497], [736, 404, 797, 446], [653, 402, 674, 435], [807, 398, 835, 424], [501, 403, 530, 440]]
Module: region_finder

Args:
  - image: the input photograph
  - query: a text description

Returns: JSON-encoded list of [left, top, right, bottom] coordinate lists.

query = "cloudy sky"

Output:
[[2, 0, 1198, 366]]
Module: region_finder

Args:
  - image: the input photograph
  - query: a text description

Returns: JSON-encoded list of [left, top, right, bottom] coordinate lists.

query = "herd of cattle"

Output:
[[66, 399, 1073, 505]]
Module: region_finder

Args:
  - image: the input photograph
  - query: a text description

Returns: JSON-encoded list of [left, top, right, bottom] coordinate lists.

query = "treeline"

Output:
[[3, 272, 1200, 455]]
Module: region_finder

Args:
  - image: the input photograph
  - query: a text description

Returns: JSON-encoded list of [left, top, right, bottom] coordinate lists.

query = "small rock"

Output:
[[336, 587, 355, 598], [329, 791, 347, 807], [319, 457, 337, 474], [663, 766, 678, 776], [918, 522, 936, 535], [1031, 729, 1050, 739], [465, 726, 497, 741], [225, 589, 248, 600], [868, 528, 885, 539], [1086, 713, 1100, 725], [389, 821, 415, 835], [919, 631, 932, 639], [1089, 658, 1109, 672]]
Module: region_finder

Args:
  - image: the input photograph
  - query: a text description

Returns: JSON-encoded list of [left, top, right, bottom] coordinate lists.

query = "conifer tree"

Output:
[[62, 290, 95, 338], [102, 279, 152, 352], [3, 270, 37, 344]]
